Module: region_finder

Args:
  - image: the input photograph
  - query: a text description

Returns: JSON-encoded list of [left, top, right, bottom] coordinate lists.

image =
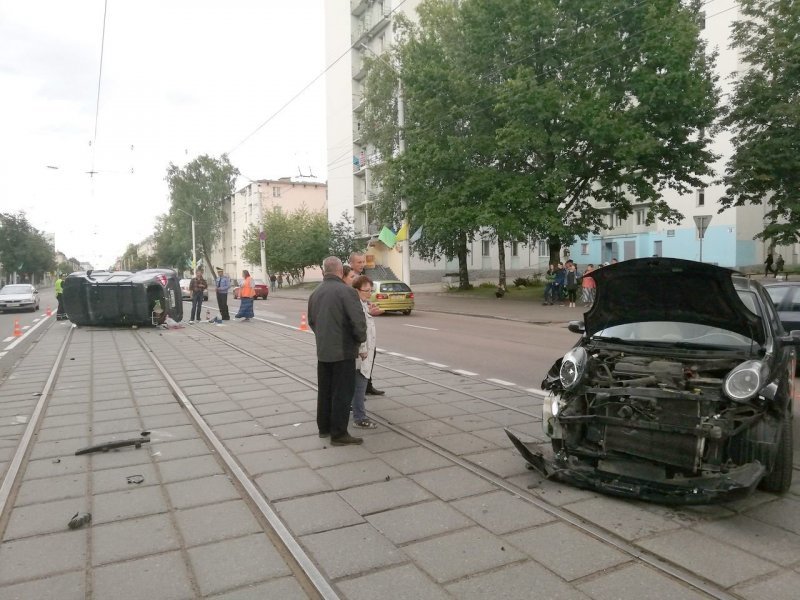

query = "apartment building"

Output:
[[325, 0, 793, 279]]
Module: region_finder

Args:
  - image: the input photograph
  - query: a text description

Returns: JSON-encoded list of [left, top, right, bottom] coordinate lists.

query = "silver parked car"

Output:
[[0, 284, 40, 312]]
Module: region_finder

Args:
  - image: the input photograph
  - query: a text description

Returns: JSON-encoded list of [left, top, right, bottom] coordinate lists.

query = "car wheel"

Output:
[[759, 413, 793, 493], [402, 309, 411, 315]]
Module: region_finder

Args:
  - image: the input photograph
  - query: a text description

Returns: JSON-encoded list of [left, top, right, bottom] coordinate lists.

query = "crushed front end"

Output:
[[507, 346, 783, 504]]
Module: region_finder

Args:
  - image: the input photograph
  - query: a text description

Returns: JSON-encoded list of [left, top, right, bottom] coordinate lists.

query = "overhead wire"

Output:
[[90, 0, 109, 178]]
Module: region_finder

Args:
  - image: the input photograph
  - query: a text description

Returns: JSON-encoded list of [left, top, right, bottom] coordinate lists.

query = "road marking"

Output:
[[0, 352, 6, 359], [403, 324, 438, 331], [453, 369, 478, 376], [2, 337, 12, 343], [427, 362, 448, 368], [386, 352, 404, 357], [487, 378, 515, 386], [4, 315, 51, 351], [405, 356, 423, 361], [525, 387, 547, 396]]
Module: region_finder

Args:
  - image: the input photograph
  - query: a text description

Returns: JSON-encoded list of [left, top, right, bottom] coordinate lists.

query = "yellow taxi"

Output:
[[369, 280, 414, 315]]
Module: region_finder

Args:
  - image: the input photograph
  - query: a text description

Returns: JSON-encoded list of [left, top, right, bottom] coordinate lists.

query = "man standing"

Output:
[[188, 268, 207, 323], [55, 272, 66, 320], [215, 267, 231, 320], [308, 256, 367, 445], [348, 251, 385, 395]]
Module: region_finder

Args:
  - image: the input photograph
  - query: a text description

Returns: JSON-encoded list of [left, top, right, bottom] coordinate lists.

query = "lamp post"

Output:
[[360, 44, 411, 285], [176, 208, 197, 272]]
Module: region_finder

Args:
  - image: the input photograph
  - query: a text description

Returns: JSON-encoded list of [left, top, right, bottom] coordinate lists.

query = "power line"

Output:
[[90, 0, 109, 178], [226, 0, 411, 155]]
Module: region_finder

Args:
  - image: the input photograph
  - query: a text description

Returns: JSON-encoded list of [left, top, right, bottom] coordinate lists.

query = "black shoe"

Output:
[[318, 431, 330, 438], [365, 386, 385, 396], [331, 434, 363, 446]]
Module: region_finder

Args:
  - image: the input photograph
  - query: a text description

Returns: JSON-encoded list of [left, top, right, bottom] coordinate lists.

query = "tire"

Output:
[[759, 413, 793, 493], [403, 309, 411, 315]]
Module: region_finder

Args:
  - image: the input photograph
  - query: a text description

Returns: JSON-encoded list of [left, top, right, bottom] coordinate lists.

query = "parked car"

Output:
[[369, 280, 414, 314], [506, 258, 799, 505], [0, 283, 40, 312], [763, 281, 800, 333], [63, 269, 183, 326], [179, 278, 208, 301], [233, 279, 269, 300]]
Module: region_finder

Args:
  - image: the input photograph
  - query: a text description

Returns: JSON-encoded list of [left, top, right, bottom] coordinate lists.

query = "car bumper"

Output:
[[373, 300, 414, 312], [505, 429, 764, 505], [0, 302, 35, 310]]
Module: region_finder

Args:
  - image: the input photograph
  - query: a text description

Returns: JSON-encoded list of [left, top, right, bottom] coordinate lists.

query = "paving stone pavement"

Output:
[[0, 317, 798, 599]]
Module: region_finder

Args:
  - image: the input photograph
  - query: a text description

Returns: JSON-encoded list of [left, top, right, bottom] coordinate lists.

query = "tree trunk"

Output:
[[497, 235, 507, 290], [548, 236, 562, 267], [457, 232, 471, 289]]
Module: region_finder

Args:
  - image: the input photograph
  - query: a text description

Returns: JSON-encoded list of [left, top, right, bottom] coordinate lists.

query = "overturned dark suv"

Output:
[[507, 258, 799, 504]]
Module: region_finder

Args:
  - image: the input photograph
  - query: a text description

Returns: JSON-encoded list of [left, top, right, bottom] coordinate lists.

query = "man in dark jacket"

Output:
[[308, 256, 368, 445]]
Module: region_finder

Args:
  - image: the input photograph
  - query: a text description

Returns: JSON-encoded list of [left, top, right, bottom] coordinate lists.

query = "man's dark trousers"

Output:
[[217, 291, 230, 320], [317, 359, 356, 438]]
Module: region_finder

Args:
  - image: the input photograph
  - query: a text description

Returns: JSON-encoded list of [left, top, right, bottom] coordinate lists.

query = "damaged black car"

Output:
[[507, 258, 799, 504]]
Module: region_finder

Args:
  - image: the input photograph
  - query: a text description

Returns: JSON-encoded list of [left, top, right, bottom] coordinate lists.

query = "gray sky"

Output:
[[0, 0, 326, 269]]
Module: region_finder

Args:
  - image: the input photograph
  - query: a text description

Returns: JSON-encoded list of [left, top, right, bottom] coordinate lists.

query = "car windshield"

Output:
[[379, 282, 411, 293], [593, 289, 762, 348], [1, 285, 32, 294]]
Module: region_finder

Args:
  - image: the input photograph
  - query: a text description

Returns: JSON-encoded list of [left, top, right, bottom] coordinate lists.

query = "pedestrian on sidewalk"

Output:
[[215, 267, 231, 320], [352, 274, 378, 430], [764, 252, 774, 277], [565, 261, 579, 308], [270, 273, 277, 292], [775, 254, 785, 279], [581, 264, 596, 307], [308, 256, 367, 445], [277, 273, 283, 289], [235, 270, 255, 321], [189, 268, 207, 323], [349, 250, 385, 395]]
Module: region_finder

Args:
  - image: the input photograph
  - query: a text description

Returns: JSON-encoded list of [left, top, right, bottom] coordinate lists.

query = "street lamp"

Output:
[[359, 43, 411, 285], [175, 208, 197, 272]]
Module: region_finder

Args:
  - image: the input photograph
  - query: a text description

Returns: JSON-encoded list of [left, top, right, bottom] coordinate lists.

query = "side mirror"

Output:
[[567, 321, 585, 334]]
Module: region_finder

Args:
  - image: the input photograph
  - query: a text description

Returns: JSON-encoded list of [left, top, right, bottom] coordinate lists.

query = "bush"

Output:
[[513, 277, 529, 287], [478, 282, 496, 289]]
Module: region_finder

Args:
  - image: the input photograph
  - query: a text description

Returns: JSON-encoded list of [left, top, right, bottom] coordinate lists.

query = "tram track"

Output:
[[173, 319, 741, 600]]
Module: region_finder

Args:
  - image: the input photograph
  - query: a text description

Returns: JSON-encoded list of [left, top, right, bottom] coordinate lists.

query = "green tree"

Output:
[[241, 207, 330, 283], [328, 213, 361, 263], [363, 0, 719, 282], [163, 154, 239, 272], [720, 0, 800, 245], [0, 212, 55, 282]]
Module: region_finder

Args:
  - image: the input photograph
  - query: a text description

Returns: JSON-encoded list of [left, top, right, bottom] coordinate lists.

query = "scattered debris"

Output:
[[68, 512, 92, 529], [52, 458, 61, 464], [74, 432, 151, 455], [385, 475, 391, 481], [126, 474, 144, 485]]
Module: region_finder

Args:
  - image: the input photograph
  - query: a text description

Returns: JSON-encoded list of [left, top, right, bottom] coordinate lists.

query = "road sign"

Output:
[[259, 230, 266, 241], [694, 215, 712, 239]]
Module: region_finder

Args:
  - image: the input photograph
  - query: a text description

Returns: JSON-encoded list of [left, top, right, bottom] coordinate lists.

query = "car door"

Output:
[[767, 285, 800, 333]]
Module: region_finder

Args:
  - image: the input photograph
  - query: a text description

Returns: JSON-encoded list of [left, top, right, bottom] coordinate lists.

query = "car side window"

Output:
[[765, 286, 789, 308]]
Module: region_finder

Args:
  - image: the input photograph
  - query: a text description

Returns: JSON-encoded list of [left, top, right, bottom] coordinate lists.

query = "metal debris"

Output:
[[68, 512, 92, 529]]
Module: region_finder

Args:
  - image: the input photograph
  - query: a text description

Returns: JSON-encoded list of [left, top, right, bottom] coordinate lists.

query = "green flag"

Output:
[[378, 226, 397, 248]]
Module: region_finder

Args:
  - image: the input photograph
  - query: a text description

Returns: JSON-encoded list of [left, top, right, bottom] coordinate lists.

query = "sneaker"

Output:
[[331, 434, 363, 446], [188, 320, 195, 324], [354, 419, 377, 429]]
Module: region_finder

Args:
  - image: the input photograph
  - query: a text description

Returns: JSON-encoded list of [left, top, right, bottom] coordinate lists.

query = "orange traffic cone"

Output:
[[46, 306, 52, 317], [13, 320, 22, 337], [299, 313, 309, 331]]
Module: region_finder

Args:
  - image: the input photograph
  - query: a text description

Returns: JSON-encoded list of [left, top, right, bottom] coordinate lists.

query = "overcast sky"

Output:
[[0, 0, 327, 269]]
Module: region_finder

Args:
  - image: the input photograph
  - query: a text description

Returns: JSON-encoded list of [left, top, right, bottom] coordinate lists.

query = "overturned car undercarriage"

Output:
[[507, 348, 785, 504]]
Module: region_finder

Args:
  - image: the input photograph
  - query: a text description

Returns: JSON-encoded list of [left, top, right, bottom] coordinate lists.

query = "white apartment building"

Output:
[[213, 177, 327, 281], [325, 1, 793, 281]]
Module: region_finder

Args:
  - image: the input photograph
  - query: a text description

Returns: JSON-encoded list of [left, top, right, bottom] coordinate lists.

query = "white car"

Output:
[[179, 278, 208, 301], [0, 284, 40, 312]]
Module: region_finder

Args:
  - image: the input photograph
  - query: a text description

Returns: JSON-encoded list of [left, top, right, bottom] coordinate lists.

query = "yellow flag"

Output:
[[395, 223, 409, 242]]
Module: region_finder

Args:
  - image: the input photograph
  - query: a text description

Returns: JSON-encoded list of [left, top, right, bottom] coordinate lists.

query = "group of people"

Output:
[[186, 267, 258, 323], [543, 260, 606, 308], [307, 251, 385, 446], [268, 273, 286, 292], [764, 253, 786, 278]]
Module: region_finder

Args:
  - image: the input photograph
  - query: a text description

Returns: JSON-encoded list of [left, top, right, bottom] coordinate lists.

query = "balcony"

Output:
[[351, 0, 369, 16], [352, 55, 368, 80], [351, 2, 391, 45]]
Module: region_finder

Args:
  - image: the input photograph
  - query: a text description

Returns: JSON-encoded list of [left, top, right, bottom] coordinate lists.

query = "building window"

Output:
[[667, 229, 675, 237], [538, 240, 549, 257], [635, 209, 646, 225], [654, 240, 663, 257], [273, 187, 281, 197], [697, 187, 705, 207], [581, 243, 589, 255], [608, 212, 615, 228], [511, 242, 519, 257], [482, 240, 490, 257], [616, 213, 624, 226]]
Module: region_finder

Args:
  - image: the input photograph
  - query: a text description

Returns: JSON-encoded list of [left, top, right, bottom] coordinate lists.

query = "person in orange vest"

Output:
[[235, 270, 255, 321]]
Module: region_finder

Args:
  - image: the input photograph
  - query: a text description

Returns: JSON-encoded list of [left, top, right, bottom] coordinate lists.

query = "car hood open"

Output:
[[584, 258, 764, 344]]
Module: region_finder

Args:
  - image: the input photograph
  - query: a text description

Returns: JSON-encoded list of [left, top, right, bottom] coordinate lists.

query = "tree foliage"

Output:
[[328, 212, 362, 263], [0, 212, 56, 281], [120, 243, 151, 271], [159, 154, 239, 272], [241, 207, 330, 283], [720, 0, 800, 245], [362, 0, 719, 283]]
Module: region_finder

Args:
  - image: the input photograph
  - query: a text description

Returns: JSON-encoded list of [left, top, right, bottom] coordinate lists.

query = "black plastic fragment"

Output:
[[68, 512, 92, 529], [74, 432, 151, 456]]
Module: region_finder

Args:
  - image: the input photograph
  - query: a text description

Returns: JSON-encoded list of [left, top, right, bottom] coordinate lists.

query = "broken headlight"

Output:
[[559, 347, 587, 390], [724, 360, 766, 401]]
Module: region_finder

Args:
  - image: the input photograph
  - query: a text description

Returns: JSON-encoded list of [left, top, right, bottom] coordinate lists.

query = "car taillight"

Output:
[[407, 293, 414, 298], [376, 293, 389, 300]]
